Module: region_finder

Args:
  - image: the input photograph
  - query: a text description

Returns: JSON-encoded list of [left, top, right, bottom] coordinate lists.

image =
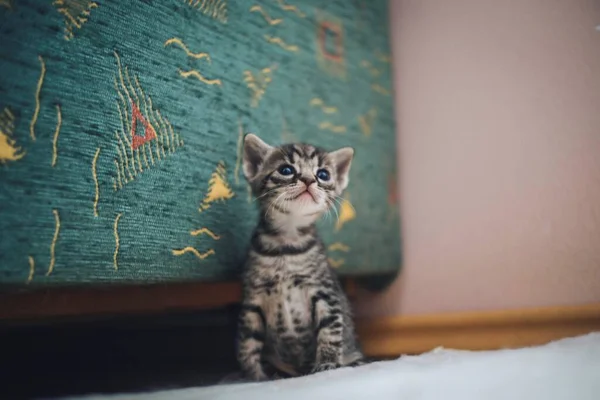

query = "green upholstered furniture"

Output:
[[0, 0, 400, 287]]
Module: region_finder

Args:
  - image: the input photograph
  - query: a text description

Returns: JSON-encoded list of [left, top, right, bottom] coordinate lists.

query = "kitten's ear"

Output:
[[243, 133, 272, 180], [330, 147, 354, 191]]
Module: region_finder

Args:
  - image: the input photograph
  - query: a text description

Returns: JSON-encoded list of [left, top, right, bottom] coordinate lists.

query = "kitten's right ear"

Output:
[[243, 133, 272, 180]]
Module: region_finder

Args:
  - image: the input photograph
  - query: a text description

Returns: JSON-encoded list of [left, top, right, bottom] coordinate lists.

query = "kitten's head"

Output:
[[243, 134, 354, 223]]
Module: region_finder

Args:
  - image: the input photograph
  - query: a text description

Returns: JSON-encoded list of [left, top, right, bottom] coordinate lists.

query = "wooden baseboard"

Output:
[[357, 303, 600, 357]]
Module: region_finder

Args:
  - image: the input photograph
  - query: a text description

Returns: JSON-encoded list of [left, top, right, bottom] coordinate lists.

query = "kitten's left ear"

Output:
[[330, 147, 354, 191], [243, 133, 272, 181]]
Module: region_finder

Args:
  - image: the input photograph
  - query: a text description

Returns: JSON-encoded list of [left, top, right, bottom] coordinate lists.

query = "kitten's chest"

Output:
[[261, 270, 312, 329]]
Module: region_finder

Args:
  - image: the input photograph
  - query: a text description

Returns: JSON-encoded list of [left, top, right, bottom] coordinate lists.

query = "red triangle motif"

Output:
[[130, 102, 157, 150]]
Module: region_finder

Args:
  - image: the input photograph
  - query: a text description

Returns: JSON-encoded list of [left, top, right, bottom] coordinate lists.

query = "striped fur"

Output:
[[237, 134, 363, 381]]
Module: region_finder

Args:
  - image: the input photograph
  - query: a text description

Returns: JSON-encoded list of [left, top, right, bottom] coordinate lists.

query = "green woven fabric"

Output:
[[0, 0, 400, 286]]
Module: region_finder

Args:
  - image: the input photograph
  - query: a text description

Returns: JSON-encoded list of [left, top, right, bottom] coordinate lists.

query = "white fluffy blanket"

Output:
[[69, 332, 600, 400]]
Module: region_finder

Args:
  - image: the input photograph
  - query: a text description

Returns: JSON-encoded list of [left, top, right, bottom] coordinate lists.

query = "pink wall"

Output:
[[356, 0, 600, 316]]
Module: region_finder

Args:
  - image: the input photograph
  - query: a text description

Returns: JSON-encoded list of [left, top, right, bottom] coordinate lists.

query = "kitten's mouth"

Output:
[[293, 190, 317, 202]]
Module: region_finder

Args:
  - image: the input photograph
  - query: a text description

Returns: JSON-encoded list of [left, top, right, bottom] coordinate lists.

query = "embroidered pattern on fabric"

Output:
[[172, 247, 215, 260], [250, 5, 282, 25], [243, 65, 276, 107], [310, 98, 338, 114], [30, 56, 46, 141], [358, 108, 377, 137], [53, 0, 98, 40], [263, 35, 299, 52], [315, 11, 345, 78], [327, 242, 349, 269], [184, 0, 227, 24], [113, 213, 122, 270], [362, 51, 391, 96], [335, 195, 355, 231], [92, 148, 100, 216], [27, 256, 35, 284], [164, 38, 211, 60], [275, 0, 305, 18], [199, 161, 234, 212], [46, 209, 60, 276], [0, 107, 25, 163], [113, 52, 184, 191], [51, 105, 62, 166]]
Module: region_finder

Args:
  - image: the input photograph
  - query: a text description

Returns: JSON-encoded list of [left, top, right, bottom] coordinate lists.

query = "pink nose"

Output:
[[300, 177, 316, 187]]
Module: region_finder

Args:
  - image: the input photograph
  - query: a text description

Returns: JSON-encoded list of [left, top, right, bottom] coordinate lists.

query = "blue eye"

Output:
[[316, 169, 330, 181], [278, 165, 295, 176]]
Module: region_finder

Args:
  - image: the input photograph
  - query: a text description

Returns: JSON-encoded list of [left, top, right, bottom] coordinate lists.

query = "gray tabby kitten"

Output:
[[237, 133, 364, 381]]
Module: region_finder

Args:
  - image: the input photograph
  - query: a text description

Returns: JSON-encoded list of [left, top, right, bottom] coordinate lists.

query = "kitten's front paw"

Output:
[[311, 362, 340, 374], [246, 369, 269, 382]]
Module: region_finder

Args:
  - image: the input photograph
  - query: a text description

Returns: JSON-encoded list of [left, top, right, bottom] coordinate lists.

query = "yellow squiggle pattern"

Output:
[[0, 107, 25, 163], [371, 83, 390, 96], [27, 256, 35, 284], [263, 35, 299, 52], [47, 209, 60, 276], [361, 60, 381, 77], [92, 147, 100, 217], [309, 98, 338, 114], [190, 228, 221, 240], [113, 213, 122, 270], [358, 108, 377, 137], [318, 121, 346, 133], [328, 242, 350, 252], [275, 0, 305, 17], [172, 247, 215, 260], [164, 38, 211, 61], [178, 69, 222, 86], [51, 105, 62, 167], [30, 55, 46, 141], [328, 258, 345, 268], [250, 5, 283, 25]]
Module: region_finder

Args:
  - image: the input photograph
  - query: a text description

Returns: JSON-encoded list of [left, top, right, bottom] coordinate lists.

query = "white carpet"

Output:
[[67, 332, 600, 400]]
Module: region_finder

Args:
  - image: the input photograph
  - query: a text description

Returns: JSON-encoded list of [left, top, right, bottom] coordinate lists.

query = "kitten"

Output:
[[237, 134, 364, 381]]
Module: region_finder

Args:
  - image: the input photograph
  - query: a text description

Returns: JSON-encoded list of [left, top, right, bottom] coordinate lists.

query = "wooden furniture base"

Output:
[[356, 303, 600, 357]]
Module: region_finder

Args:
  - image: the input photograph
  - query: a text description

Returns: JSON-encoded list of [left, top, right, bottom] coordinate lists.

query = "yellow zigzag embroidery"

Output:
[[172, 247, 215, 260], [185, 0, 227, 23], [92, 147, 100, 217], [371, 83, 390, 96], [199, 161, 234, 212], [243, 66, 276, 107], [113, 213, 122, 270], [276, 0, 305, 17], [30, 55, 46, 141], [190, 228, 221, 240], [164, 38, 211, 61], [361, 60, 381, 77], [263, 35, 299, 52], [51, 105, 62, 167], [113, 51, 184, 190], [358, 108, 377, 137], [250, 5, 282, 25], [53, 0, 98, 40], [27, 256, 35, 284], [328, 258, 345, 268], [0, 107, 25, 163], [375, 50, 391, 63], [309, 98, 338, 114], [318, 121, 346, 134], [47, 209, 60, 276], [335, 197, 355, 231], [179, 69, 222, 86], [328, 242, 350, 252]]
